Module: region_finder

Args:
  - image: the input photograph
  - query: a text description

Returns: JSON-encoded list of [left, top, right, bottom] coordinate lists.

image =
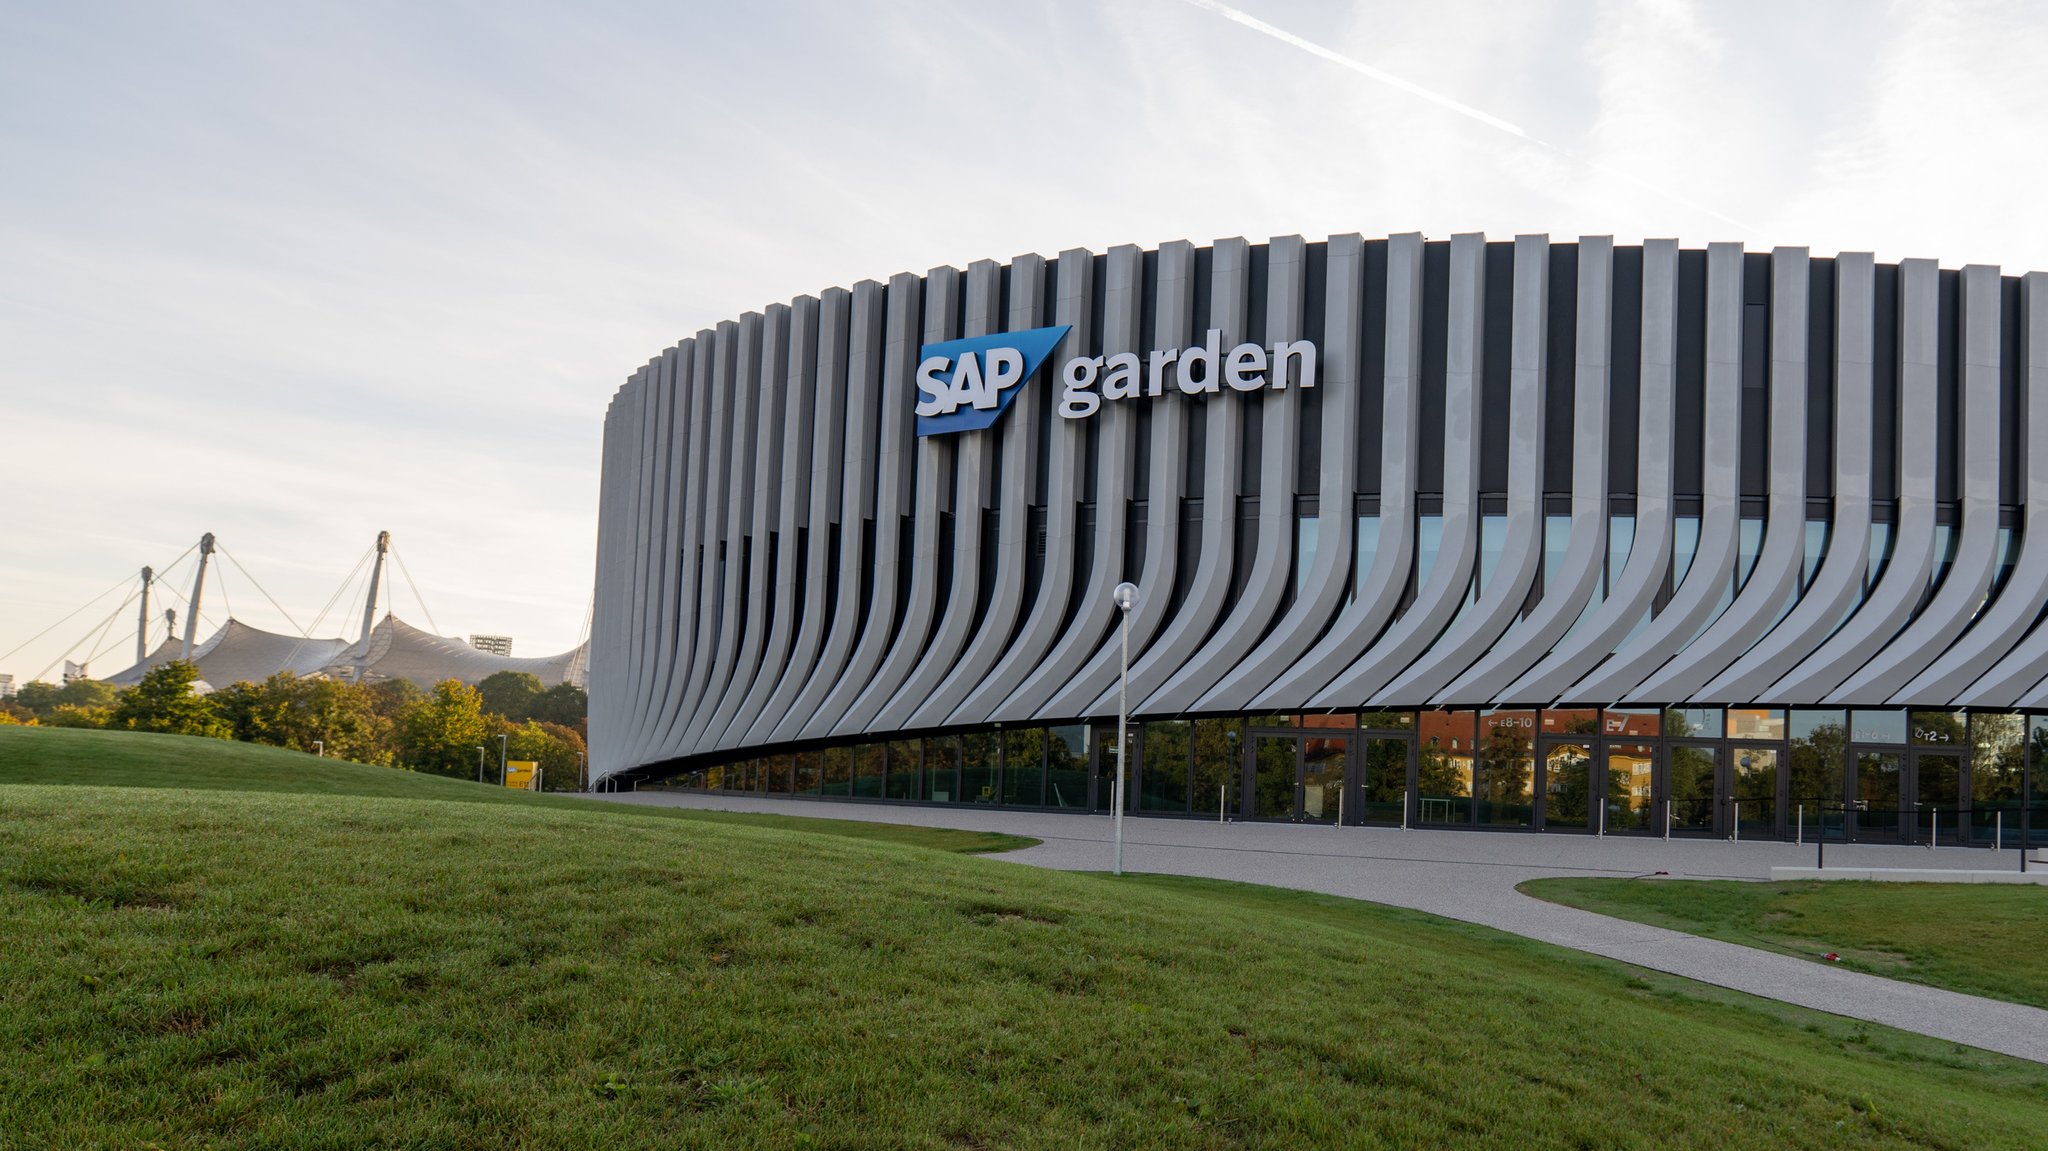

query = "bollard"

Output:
[[1219, 783, 1226, 825], [1400, 789, 1410, 832], [1930, 807, 1938, 851], [1663, 798, 1671, 841], [1797, 803, 1803, 846], [1817, 836, 1824, 870], [1338, 788, 1345, 829], [1995, 810, 2002, 852], [1732, 800, 1740, 844]]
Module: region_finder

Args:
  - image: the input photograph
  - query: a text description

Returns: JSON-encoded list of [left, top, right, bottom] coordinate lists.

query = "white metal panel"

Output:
[[1845, 265, 2006, 702], [1952, 273, 2048, 706], [1252, 233, 1425, 710], [1763, 260, 1942, 703], [1564, 243, 1745, 705], [1380, 233, 1551, 704], [1440, 236, 1613, 705], [1143, 236, 1308, 714], [1629, 248, 1812, 702], [1314, 232, 1488, 707], [1701, 254, 1876, 702]]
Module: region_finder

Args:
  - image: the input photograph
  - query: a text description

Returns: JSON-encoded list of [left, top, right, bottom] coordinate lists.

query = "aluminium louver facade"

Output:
[[590, 233, 2048, 826]]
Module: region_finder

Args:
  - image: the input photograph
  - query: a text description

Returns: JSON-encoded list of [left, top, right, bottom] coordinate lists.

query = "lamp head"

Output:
[[1113, 582, 1138, 611]]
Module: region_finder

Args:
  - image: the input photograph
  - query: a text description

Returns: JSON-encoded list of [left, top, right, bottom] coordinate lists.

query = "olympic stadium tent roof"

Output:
[[101, 615, 587, 692], [322, 615, 587, 690], [101, 620, 352, 689]]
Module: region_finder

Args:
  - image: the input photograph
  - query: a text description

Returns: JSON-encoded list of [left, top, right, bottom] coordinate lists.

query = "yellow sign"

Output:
[[504, 761, 540, 790]]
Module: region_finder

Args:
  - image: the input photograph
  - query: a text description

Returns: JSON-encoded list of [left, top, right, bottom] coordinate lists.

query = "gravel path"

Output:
[[584, 790, 2048, 1065]]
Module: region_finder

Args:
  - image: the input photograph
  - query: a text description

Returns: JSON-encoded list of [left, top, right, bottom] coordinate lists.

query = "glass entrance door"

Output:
[[1358, 736, 1410, 825], [1853, 749, 1904, 842], [1912, 751, 1961, 844], [1667, 744, 1719, 835], [1539, 740, 1594, 832], [1604, 743, 1656, 833], [1252, 735, 1297, 820], [1730, 745, 1780, 839], [1301, 735, 1346, 825], [1247, 731, 1352, 823]]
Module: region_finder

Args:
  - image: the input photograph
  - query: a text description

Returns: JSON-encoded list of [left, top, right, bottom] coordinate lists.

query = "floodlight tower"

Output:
[[360, 530, 391, 643], [180, 533, 215, 660]]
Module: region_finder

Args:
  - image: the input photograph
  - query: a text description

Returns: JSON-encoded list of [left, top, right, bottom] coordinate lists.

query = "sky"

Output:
[[4, 0, 2047, 686]]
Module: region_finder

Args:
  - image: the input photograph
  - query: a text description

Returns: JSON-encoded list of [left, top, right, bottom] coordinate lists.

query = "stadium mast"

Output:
[[180, 533, 215, 660], [136, 566, 152, 665], [360, 530, 390, 643]]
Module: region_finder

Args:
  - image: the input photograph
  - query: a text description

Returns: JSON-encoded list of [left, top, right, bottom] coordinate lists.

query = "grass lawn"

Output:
[[1520, 876, 2048, 1011], [2, 730, 2047, 1147], [0, 726, 1034, 856]]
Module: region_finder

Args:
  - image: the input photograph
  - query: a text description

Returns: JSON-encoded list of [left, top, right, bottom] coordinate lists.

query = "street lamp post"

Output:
[[1112, 581, 1138, 877], [312, 740, 323, 758], [497, 733, 509, 787], [475, 746, 486, 784]]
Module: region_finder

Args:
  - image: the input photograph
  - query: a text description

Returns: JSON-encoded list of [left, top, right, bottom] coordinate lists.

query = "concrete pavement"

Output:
[[585, 789, 2048, 1065]]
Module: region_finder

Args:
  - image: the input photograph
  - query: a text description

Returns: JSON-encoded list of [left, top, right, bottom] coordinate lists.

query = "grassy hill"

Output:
[[2, 728, 2045, 1148], [0, 726, 1032, 854]]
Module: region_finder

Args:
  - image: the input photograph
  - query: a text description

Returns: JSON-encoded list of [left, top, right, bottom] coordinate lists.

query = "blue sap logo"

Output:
[[914, 324, 1071, 436]]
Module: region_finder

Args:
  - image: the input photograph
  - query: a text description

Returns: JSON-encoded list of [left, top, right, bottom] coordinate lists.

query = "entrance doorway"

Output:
[[1850, 747, 1962, 843], [1246, 730, 1349, 823]]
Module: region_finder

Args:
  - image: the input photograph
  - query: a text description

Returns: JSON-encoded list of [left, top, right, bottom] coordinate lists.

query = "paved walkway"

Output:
[[584, 790, 2048, 1065]]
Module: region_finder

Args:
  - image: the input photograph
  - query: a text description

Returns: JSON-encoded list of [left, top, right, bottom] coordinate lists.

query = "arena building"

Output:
[[590, 233, 2047, 845]]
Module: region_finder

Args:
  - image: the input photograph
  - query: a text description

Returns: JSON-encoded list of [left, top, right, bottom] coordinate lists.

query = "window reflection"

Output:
[[1476, 709, 1535, 827], [1141, 720, 1191, 811], [1001, 730, 1043, 806], [1047, 725, 1088, 809], [1418, 709, 1475, 824]]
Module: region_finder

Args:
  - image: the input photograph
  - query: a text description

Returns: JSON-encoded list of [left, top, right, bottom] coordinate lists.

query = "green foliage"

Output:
[[477, 670, 545, 721], [398, 680, 490, 777], [110, 662, 229, 739], [0, 780, 2042, 1148], [210, 674, 393, 765], [528, 681, 588, 731], [10, 678, 116, 718], [41, 705, 109, 729]]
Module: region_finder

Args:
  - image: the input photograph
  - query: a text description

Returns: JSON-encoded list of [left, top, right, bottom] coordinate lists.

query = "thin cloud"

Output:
[[1178, 0, 1755, 232]]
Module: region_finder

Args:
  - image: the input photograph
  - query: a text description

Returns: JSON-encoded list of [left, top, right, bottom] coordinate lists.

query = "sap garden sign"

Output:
[[915, 324, 1319, 436]]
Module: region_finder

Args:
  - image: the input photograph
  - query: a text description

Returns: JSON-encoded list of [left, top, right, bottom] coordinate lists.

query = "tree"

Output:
[[111, 661, 230, 739], [398, 680, 490, 777], [477, 671, 544, 722], [212, 673, 395, 765], [11, 678, 115, 719], [527, 682, 588, 734]]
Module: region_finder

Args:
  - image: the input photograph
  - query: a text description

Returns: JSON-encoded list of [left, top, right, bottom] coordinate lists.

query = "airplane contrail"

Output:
[[1179, 0, 1756, 233]]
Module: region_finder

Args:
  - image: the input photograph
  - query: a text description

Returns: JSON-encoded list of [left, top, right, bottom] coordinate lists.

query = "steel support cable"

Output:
[[217, 545, 308, 635], [388, 546, 441, 636], [79, 582, 142, 670], [84, 587, 154, 668], [281, 545, 375, 671], [32, 582, 139, 682], [0, 567, 155, 666]]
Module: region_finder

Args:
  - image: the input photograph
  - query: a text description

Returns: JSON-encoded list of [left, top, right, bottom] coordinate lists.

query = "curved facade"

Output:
[[593, 233, 2048, 842]]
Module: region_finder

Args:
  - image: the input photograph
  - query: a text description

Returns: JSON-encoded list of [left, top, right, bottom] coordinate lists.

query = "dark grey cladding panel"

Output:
[[590, 235, 2046, 782]]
